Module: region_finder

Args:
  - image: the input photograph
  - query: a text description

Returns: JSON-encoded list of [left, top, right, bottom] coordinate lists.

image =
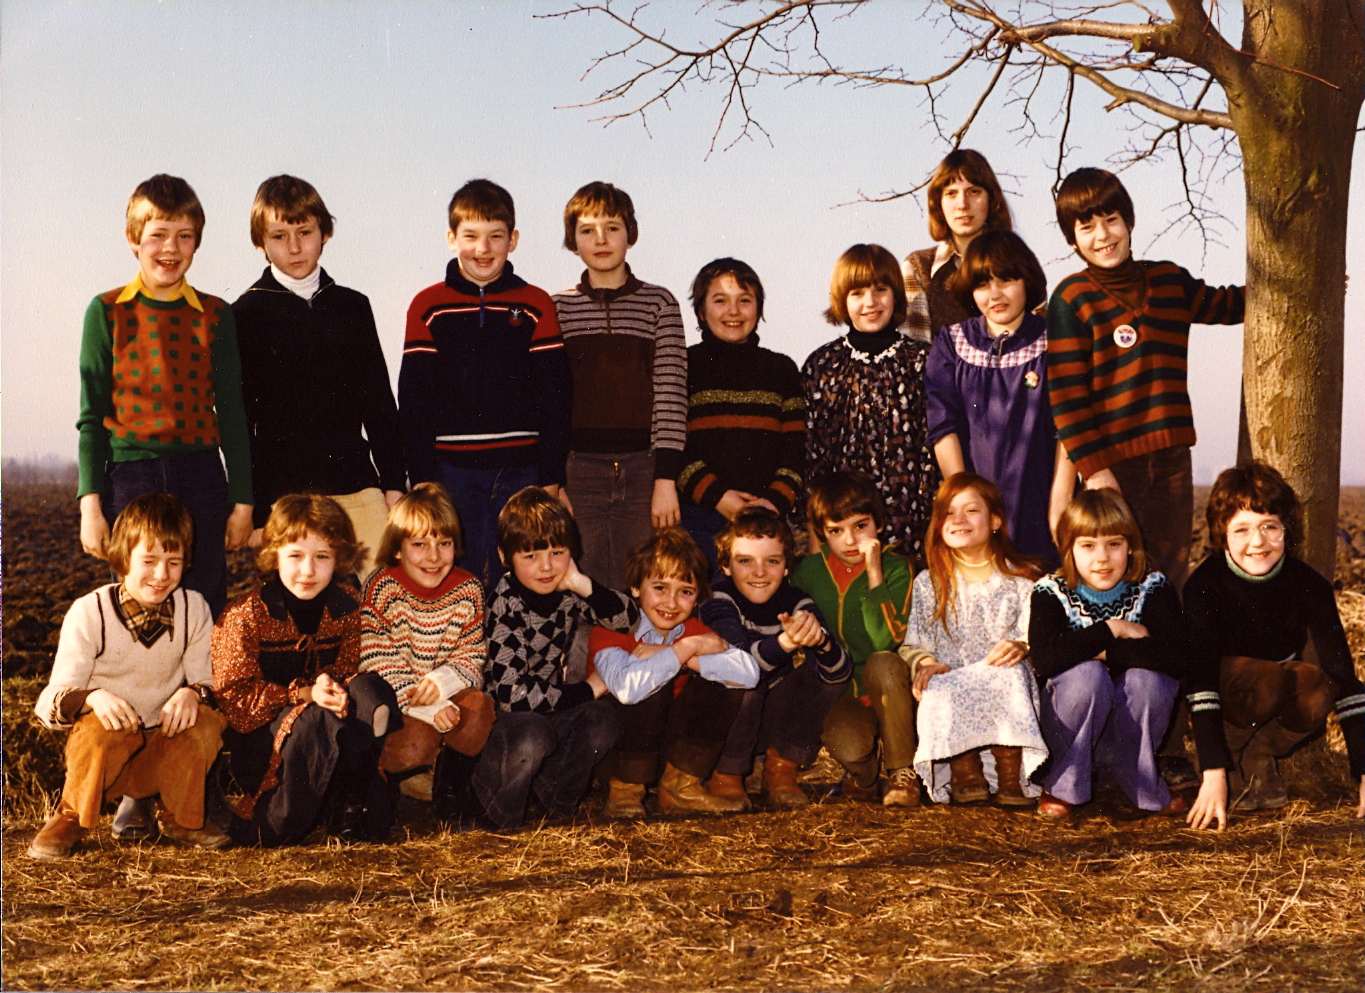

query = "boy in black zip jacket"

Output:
[[398, 179, 573, 589], [234, 175, 405, 579]]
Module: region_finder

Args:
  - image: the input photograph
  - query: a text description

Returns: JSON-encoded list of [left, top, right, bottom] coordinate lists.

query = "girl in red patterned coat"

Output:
[[212, 494, 399, 846], [359, 483, 495, 824]]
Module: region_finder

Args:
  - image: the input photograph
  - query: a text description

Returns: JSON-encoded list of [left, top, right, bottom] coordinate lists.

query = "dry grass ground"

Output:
[[3, 481, 1363, 991]]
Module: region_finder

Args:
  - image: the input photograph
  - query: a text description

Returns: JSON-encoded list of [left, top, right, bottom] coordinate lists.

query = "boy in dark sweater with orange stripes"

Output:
[[1046, 168, 1244, 593], [399, 179, 572, 589], [1047, 168, 1243, 792]]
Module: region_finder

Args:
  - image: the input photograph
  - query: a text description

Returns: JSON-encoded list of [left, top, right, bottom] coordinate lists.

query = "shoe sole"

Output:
[[26, 843, 73, 860]]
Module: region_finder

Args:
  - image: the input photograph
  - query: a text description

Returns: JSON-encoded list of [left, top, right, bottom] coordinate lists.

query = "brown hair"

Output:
[[448, 178, 515, 233], [949, 230, 1048, 314], [1054, 488, 1149, 589], [926, 149, 1012, 244], [824, 244, 908, 328], [126, 174, 205, 248], [715, 507, 795, 572], [562, 181, 638, 250], [689, 257, 766, 329], [1205, 461, 1302, 553], [249, 175, 335, 249], [1054, 167, 1135, 247], [255, 493, 360, 578], [375, 483, 464, 569], [805, 470, 887, 534], [106, 492, 195, 576], [497, 487, 582, 560], [625, 528, 711, 602], [924, 473, 1041, 630]]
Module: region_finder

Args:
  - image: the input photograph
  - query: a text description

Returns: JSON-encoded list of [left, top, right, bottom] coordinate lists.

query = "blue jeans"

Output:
[[102, 450, 230, 617], [433, 462, 539, 589], [471, 701, 620, 830]]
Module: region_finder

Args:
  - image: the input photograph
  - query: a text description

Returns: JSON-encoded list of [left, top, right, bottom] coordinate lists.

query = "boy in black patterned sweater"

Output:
[[473, 488, 639, 829]]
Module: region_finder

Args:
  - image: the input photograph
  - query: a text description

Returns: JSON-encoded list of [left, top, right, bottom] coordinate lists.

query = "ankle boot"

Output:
[[432, 746, 482, 826], [1222, 720, 1257, 809], [27, 802, 86, 860], [658, 763, 747, 814], [1241, 719, 1311, 810], [605, 778, 647, 819], [949, 750, 990, 804], [761, 747, 807, 808], [990, 746, 1032, 808], [705, 771, 753, 810], [111, 795, 157, 842]]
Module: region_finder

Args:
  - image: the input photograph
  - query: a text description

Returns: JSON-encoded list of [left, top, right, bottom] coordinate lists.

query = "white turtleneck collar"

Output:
[[271, 264, 321, 300]]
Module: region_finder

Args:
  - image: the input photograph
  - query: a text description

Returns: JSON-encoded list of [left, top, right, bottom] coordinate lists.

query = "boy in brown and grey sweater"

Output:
[[552, 182, 688, 590]]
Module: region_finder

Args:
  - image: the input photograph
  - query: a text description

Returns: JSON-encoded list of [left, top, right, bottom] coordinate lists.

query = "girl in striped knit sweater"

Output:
[[359, 484, 495, 822]]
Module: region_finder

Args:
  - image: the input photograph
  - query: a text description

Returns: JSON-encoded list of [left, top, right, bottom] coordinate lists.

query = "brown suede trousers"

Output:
[[379, 688, 496, 773], [62, 705, 227, 830]]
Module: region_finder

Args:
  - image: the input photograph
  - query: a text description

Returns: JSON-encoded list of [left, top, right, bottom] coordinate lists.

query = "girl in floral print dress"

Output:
[[802, 244, 940, 567], [903, 473, 1046, 807]]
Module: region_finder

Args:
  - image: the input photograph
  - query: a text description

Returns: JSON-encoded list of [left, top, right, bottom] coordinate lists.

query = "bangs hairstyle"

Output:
[[126, 174, 205, 247], [824, 244, 908, 328], [255, 493, 360, 578], [625, 528, 712, 602], [690, 257, 766, 329], [714, 507, 795, 571], [925, 473, 1041, 630], [1205, 461, 1302, 553], [1054, 167, 1135, 247], [249, 175, 335, 249], [448, 178, 515, 233], [562, 181, 638, 250], [497, 487, 582, 560], [106, 492, 194, 576], [926, 149, 1013, 244], [1055, 488, 1148, 589], [806, 470, 887, 533], [949, 230, 1048, 313], [375, 482, 464, 569]]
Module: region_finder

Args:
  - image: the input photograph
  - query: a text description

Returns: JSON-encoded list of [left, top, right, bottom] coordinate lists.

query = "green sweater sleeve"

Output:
[[76, 296, 115, 498], [209, 302, 254, 506], [860, 553, 912, 651]]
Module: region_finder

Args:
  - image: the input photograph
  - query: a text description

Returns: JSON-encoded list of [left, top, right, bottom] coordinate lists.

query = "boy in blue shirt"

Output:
[[399, 179, 572, 588]]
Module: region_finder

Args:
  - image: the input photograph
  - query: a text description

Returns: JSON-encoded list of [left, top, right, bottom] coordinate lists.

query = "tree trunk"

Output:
[[1224, 1, 1364, 580]]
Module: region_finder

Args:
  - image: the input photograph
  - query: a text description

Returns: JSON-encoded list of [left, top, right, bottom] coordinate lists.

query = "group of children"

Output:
[[29, 155, 1364, 858]]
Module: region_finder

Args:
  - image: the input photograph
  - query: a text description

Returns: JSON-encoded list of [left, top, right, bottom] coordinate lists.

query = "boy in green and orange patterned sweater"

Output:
[[77, 174, 254, 620]]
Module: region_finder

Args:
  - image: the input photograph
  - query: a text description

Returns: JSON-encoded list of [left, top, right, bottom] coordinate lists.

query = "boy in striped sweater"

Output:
[[1046, 168, 1244, 593], [552, 182, 688, 590], [398, 179, 572, 589]]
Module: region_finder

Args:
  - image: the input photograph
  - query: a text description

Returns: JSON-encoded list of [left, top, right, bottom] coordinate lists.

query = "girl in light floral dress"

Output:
[[903, 473, 1046, 806]]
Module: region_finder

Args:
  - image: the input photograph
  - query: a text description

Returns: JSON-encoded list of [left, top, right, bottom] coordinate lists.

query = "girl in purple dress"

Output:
[[925, 231, 1076, 566]]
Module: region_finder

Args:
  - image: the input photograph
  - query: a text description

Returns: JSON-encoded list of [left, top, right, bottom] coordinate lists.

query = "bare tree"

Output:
[[550, 0, 1363, 580]]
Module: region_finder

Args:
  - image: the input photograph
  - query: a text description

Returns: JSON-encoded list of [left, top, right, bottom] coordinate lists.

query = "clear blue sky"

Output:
[[3, 0, 1361, 483]]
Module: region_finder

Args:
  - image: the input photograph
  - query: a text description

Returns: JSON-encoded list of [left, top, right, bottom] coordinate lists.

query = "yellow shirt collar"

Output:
[[115, 273, 203, 312]]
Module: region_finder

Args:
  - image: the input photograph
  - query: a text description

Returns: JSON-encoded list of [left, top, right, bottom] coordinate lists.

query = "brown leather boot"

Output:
[[991, 746, 1033, 808], [761, 747, 807, 808], [949, 750, 990, 804], [27, 802, 86, 860], [658, 763, 748, 814], [605, 778, 647, 819], [158, 806, 232, 850], [705, 771, 753, 811], [1240, 720, 1309, 810], [881, 766, 920, 808]]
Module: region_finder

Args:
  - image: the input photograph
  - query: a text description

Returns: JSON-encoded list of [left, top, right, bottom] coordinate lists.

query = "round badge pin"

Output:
[[1112, 324, 1138, 349]]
